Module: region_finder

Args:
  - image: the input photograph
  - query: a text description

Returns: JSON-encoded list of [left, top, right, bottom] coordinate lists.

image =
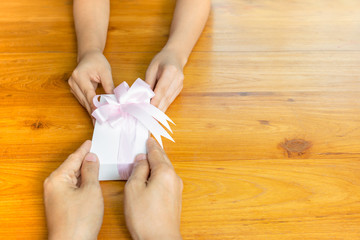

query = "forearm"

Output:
[[165, 0, 211, 66], [73, 0, 110, 62]]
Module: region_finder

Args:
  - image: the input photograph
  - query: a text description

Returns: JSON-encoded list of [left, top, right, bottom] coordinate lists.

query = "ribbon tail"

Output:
[[135, 103, 175, 133], [124, 105, 174, 147]]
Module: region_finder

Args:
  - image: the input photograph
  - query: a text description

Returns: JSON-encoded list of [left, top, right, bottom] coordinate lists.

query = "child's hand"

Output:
[[68, 50, 114, 115], [124, 138, 183, 240], [145, 48, 186, 112], [44, 141, 104, 240]]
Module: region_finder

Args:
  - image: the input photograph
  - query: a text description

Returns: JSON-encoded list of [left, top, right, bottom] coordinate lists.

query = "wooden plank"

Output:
[[0, 52, 360, 93], [1, 90, 359, 162]]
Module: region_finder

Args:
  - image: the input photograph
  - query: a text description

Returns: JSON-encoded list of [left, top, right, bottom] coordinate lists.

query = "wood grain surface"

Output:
[[0, 0, 360, 239]]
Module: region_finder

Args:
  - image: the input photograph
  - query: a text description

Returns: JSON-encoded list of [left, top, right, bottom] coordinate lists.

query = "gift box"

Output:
[[90, 78, 174, 181]]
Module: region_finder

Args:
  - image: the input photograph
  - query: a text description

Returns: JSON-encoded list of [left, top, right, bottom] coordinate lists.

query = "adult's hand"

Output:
[[44, 140, 104, 240], [124, 138, 183, 240]]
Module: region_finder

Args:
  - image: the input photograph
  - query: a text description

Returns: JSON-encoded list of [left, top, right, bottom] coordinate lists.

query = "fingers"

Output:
[[127, 154, 150, 187], [146, 138, 173, 171], [150, 67, 183, 112], [69, 63, 113, 115], [145, 62, 158, 89], [163, 82, 182, 111], [80, 152, 100, 187], [69, 77, 92, 114], [58, 140, 92, 174], [146, 138, 182, 189], [149, 68, 172, 109], [74, 74, 98, 112], [152, 78, 181, 112]]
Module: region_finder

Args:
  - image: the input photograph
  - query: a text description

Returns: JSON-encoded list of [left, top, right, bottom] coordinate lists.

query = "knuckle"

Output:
[[125, 180, 138, 192], [145, 66, 152, 76], [148, 147, 163, 157], [155, 88, 166, 97], [67, 153, 78, 161], [149, 58, 158, 67], [101, 63, 111, 72], [151, 99, 160, 107], [165, 64, 178, 73], [43, 177, 51, 189], [71, 70, 80, 82], [43, 175, 57, 191], [179, 75, 184, 85], [158, 165, 177, 181]]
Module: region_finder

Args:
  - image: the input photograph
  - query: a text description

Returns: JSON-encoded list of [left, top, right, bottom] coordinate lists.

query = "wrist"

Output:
[[77, 47, 103, 63], [162, 43, 189, 69]]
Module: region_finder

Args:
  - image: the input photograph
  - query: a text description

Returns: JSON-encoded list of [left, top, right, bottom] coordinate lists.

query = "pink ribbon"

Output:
[[91, 78, 174, 178]]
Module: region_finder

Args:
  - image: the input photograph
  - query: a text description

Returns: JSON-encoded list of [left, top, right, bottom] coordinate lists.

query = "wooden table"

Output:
[[1, 0, 360, 239]]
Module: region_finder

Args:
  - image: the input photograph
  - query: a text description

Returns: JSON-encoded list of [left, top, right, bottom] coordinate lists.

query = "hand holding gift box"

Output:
[[90, 78, 175, 180]]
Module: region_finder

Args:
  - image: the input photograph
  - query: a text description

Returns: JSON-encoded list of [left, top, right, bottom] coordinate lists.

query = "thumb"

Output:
[[80, 152, 100, 187], [127, 154, 150, 186]]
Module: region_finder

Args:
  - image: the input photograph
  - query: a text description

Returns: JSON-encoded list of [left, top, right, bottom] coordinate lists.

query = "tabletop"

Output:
[[1, 0, 360, 239]]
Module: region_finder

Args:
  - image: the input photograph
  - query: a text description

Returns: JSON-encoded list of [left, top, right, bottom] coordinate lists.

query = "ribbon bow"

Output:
[[91, 78, 174, 148]]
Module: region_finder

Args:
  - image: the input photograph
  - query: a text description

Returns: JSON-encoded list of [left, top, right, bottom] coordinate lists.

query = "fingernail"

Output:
[[134, 154, 147, 163], [85, 153, 97, 162]]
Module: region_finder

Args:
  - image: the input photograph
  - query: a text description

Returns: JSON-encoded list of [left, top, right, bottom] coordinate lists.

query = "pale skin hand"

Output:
[[146, 0, 211, 112], [71, 0, 210, 114], [124, 138, 183, 240], [44, 138, 183, 240], [145, 47, 185, 112], [69, 0, 114, 116], [69, 50, 114, 115], [43, 140, 104, 240]]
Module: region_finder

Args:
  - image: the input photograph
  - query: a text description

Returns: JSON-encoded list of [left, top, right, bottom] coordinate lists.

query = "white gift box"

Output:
[[90, 95, 149, 180], [90, 79, 174, 181]]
